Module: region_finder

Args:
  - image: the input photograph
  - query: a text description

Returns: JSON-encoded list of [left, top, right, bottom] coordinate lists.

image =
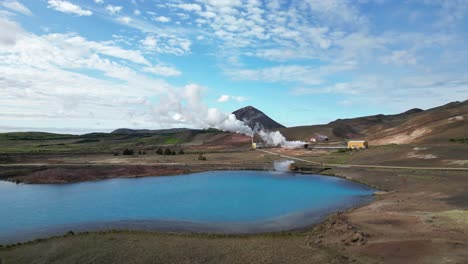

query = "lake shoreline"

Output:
[[0, 170, 374, 245], [0, 163, 330, 185]]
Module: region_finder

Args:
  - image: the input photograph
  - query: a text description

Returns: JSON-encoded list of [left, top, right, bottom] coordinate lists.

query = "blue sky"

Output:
[[0, 0, 467, 133]]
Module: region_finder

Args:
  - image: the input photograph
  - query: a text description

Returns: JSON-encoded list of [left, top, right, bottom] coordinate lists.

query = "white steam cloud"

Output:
[[273, 160, 295, 172], [151, 84, 253, 136], [258, 130, 306, 148], [149, 83, 304, 148]]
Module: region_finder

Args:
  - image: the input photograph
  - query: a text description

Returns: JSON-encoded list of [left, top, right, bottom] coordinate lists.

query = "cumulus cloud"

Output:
[[175, 3, 202, 12], [48, 33, 150, 65], [0, 17, 24, 45], [105, 5, 122, 15], [154, 16, 171, 23], [1, 0, 32, 16], [217, 94, 246, 103], [47, 0, 92, 16], [118, 16, 131, 24], [0, 16, 255, 134]]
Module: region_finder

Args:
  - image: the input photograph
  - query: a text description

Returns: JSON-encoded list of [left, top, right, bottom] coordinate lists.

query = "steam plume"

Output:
[[149, 83, 304, 148], [258, 130, 306, 148], [151, 84, 253, 136]]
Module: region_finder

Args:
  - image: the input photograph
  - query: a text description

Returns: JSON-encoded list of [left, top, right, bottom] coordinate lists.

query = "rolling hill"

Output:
[[280, 100, 468, 145]]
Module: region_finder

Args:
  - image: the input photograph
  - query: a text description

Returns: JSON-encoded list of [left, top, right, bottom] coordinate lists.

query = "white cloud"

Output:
[[47, 0, 92, 16], [155, 16, 171, 23], [176, 3, 202, 12], [304, 0, 368, 26], [0, 17, 24, 45], [227, 65, 323, 85], [118, 16, 131, 24], [0, 17, 250, 133], [134, 9, 141, 16], [1, 0, 32, 16], [381, 50, 417, 65], [94, 0, 104, 4], [144, 65, 182, 77], [140, 34, 191, 56], [217, 94, 246, 103], [291, 83, 361, 95], [105, 4, 122, 15], [47, 33, 150, 65], [141, 35, 157, 47]]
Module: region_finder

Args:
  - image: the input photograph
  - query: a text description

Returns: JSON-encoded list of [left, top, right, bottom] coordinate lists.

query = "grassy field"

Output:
[[0, 130, 233, 154]]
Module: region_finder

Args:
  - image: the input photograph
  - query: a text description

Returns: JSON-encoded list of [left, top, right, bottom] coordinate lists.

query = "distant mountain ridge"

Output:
[[232, 106, 285, 130], [280, 100, 468, 144], [105, 100, 467, 145], [111, 128, 190, 135]]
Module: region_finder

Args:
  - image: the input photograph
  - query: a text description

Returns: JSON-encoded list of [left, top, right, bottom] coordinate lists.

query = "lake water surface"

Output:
[[0, 171, 375, 244]]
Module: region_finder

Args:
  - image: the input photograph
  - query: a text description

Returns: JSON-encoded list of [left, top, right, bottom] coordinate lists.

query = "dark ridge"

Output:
[[232, 106, 285, 130], [111, 128, 190, 135]]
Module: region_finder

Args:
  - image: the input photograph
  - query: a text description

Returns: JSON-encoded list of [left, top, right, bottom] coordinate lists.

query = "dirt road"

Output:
[[257, 149, 468, 171]]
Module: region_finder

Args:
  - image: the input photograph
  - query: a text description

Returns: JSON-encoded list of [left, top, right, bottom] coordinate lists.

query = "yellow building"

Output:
[[347, 140, 368, 149], [252, 142, 263, 149]]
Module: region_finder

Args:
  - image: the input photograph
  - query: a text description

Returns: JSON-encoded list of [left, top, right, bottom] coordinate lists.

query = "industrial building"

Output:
[[347, 140, 368, 149]]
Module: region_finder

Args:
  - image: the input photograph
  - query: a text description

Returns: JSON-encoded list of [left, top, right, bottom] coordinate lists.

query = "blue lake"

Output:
[[0, 171, 375, 244]]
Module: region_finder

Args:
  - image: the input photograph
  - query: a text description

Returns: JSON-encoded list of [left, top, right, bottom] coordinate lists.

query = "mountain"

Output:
[[233, 106, 286, 130], [279, 100, 468, 145], [365, 100, 468, 144]]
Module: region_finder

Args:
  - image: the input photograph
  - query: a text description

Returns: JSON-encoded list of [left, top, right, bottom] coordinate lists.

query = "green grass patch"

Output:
[[0, 132, 78, 141], [433, 210, 468, 224], [164, 137, 181, 144], [450, 138, 468, 144]]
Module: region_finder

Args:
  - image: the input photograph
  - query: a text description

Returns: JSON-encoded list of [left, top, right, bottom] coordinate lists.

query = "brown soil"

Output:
[[0, 151, 271, 184]]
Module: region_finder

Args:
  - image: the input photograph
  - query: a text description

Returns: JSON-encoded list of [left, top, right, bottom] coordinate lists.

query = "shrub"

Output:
[[122, 149, 134, 155], [198, 153, 207, 161], [178, 149, 185, 155], [164, 148, 172, 155], [156, 147, 163, 155], [449, 138, 468, 144]]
